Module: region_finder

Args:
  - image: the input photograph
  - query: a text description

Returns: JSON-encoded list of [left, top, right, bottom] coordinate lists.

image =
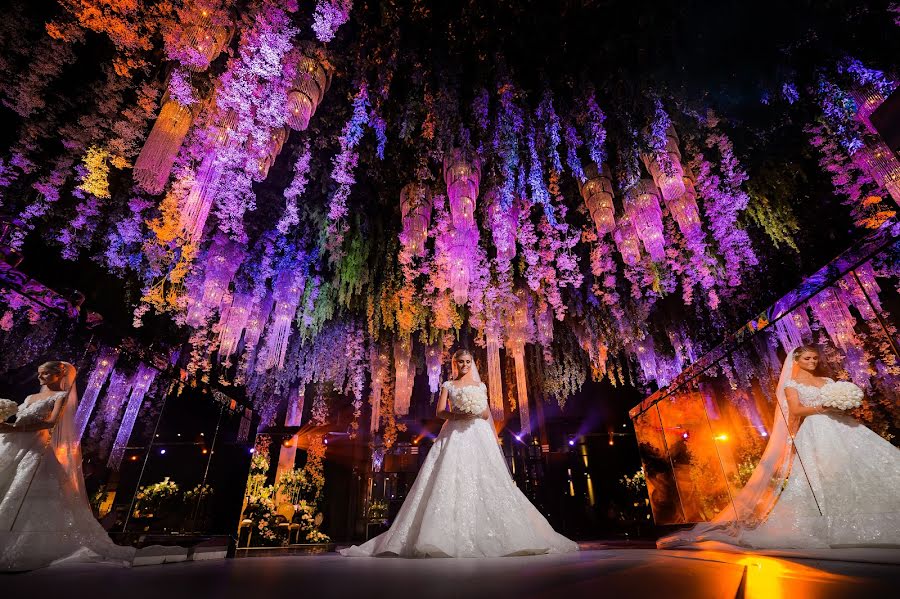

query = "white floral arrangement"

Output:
[[452, 386, 488, 416], [0, 398, 18, 422], [819, 380, 864, 411]]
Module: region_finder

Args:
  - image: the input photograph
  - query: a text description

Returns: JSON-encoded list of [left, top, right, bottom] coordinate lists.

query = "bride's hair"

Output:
[[792, 344, 819, 358], [452, 348, 474, 362], [450, 349, 475, 381], [40, 361, 77, 389]]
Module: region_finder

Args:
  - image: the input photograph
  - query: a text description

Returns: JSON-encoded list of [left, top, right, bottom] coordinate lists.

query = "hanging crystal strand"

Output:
[[772, 311, 807, 353], [505, 296, 531, 434], [369, 345, 389, 433], [631, 334, 658, 384], [108, 363, 158, 470], [393, 338, 413, 416], [285, 42, 333, 131], [180, 110, 238, 242], [216, 291, 253, 363], [425, 343, 443, 394], [853, 261, 884, 312], [808, 288, 858, 350], [258, 270, 305, 371], [165, 0, 233, 72], [667, 167, 703, 238], [447, 226, 477, 305], [74, 346, 119, 439], [612, 213, 642, 266], [486, 325, 505, 421], [854, 141, 900, 203], [578, 162, 616, 236], [642, 125, 686, 201], [185, 236, 242, 327], [626, 178, 666, 261], [400, 182, 433, 257], [253, 126, 290, 182], [133, 94, 196, 195], [483, 189, 518, 262], [850, 87, 888, 134], [236, 293, 275, 383], [443, 148, 481, 230], [848, 85, 900, 204]]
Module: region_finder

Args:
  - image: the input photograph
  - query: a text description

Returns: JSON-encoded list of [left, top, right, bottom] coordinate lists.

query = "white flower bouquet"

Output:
[[452, 388, 488, 416], [819, 381, 864, 411], [0, 398, 18, 422]]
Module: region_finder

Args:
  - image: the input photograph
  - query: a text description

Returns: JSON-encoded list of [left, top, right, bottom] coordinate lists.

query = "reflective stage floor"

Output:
[[4, 543, 899, 599]]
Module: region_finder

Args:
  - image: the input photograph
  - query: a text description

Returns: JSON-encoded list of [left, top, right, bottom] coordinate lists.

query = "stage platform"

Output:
[[4, 543, 899, 599]]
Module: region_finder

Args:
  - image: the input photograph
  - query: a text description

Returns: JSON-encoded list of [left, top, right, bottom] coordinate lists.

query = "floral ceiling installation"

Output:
[[0, 1, 898, 430]]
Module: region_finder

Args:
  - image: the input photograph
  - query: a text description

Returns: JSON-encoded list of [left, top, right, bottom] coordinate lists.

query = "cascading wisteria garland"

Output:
[[312, 0, 353, 43], [326, 82, 370, 252]]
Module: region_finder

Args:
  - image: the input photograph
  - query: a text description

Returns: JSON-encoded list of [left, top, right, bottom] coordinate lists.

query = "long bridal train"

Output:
[[659, 348, 900, 551], [0, 363, 135, 571], [341, 377, 578, 557]]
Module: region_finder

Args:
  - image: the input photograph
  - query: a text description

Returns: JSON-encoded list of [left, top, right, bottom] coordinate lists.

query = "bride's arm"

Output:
[[7, 395, 66, 432], [785, 387, 829, 418], [436, 385, 470, 421]]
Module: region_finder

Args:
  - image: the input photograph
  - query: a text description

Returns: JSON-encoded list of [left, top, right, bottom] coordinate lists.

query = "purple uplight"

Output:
[[160, 449, 166, 455], [568, 439, 575, 446], [515, 434, 522, 441], [761, 431, 768, 437], [249, 448, 255, 454]]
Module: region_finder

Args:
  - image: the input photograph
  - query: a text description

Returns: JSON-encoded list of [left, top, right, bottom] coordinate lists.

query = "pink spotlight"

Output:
[[682, 432, 689, 439]]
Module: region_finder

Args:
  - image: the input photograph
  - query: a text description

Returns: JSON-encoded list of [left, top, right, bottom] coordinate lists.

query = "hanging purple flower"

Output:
[[492, 82, 524, 209], [312, 0, 353, 43], [371, 111, 387, 160], [647, 99, 677, 177], [537, 90, 563, 173], [582, 90, 607, 166], [564, 121, 585, 182], [277, 140, 312, 237], [168, 68, 197, 106], [781, 82, 799, 105], [526, 126, 555, 224], [326, 82, 370, 248]]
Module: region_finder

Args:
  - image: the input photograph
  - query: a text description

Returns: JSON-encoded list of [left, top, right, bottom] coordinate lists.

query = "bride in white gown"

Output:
[[659, 345, 900, 550], [341, 349, 579, 557], [0, 361, 135, 571]]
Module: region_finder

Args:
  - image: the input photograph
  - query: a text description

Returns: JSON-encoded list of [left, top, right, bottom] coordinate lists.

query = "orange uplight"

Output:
[[202, 449, 208, 454], [714, 433, 728, 442]]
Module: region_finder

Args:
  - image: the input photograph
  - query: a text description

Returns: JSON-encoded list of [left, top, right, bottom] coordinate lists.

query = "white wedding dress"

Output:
[[0, 390, 135, 570], [739, 378, 900, 548], [341, 381, 579, 557], [660, 374, 900, 550]]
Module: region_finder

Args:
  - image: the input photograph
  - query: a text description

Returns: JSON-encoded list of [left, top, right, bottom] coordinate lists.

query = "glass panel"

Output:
[[633, 405, 685, 524], [655, 382, 733, 522]]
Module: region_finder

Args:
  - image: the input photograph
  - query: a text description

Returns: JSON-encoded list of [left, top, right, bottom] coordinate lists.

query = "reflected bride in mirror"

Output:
[[659, 345, 900, 550]]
